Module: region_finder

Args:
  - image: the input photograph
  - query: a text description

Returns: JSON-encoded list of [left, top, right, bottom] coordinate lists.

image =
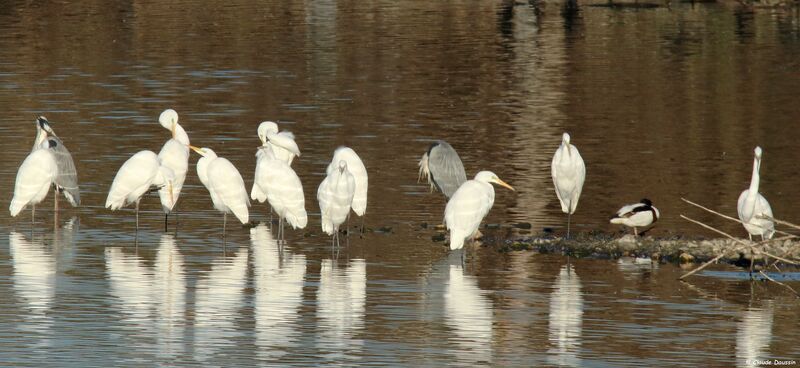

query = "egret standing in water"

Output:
[[551, 133, 585, 238], [737, 146, 774, 241], [257, 121, 301, 166], [156, 109, 191, 230], [10, 136, 57, 223], [418, 140, 467, 199], [610, 199, 659, 236], [251, 148, 308, 241], [34, 117, 80, 213], [318, 160, 356, 247], [191, 146, 250, 237], [445, 171, 515, 251], [326, 147, 367, 232], [105, 150, 175, 230]]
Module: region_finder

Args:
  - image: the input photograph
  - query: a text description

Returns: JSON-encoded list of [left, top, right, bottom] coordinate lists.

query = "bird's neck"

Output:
[[173, 124, 190, 145], [748, 157, 760, 195]]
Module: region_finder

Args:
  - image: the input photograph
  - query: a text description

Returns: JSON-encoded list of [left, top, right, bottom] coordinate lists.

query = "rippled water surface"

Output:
[[1, 1, 799, 366]]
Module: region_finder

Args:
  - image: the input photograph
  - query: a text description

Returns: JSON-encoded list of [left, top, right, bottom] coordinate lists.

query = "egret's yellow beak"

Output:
[[494, 178, 515, 191], [189, 145, 203, 154]]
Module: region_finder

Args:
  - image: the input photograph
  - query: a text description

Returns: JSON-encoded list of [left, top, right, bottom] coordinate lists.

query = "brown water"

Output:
[[0, 1, 799, 366]]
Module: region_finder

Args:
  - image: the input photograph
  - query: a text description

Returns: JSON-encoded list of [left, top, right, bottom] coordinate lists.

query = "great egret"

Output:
[[251, 148, 308, 241], [257, 121, 301, 165], [105, 150, 175, 230], [551, 133, 585, 238], [326, 146, 367, 231], [737, 146, 775, 241], [444, 171, 515, 250], [10, 140, 57, 222], [190, 146, 250, 236], [317, 160, 356, 247], [418, 140, 467, 198], [610, 199, 659, 236], [157, 109, 191, 229], [34, 117, 80, 211]]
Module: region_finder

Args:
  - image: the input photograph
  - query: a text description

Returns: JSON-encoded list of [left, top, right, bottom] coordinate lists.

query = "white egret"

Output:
[[418, 140, 467, 199], [610, 199, 659, 236], [157, 109, 191, 229], [256, 121, 301, 165], [317, 160, 356, 247], [190, 146, 250, 236], [551, 132, 585, 238], [737, 146, 774, 241], [251, 148, 308, 241], [326, 146, 368, 231], [105, 150, 175, 230], [444, 171, 515, 250], [34, 117, 80, 211], [10, 140, 57, 222]]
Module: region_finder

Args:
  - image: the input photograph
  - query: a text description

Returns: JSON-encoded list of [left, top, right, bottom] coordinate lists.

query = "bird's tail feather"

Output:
[[449, 229, 467, 250]]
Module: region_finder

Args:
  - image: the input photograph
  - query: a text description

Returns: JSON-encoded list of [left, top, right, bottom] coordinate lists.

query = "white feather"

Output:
[[326, 147, 367, 217], [10, 149, 57, 217]]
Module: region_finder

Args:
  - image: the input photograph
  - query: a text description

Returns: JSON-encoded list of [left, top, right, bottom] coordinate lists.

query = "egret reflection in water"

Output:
[[194, 247, 249, 362], [736, 303, 774, 368], [316, 258, 366, 363], [547, 263, 583, 367], [104, 234, 187, 360], [251, 224, 307, 360], [443, 253, 493, 365], [9, 231, 56, 337]]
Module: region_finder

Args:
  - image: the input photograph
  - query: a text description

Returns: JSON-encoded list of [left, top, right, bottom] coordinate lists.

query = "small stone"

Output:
[[679, 252, 695, 263]]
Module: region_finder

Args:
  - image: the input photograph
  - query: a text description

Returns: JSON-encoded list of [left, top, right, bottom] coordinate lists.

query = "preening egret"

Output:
[[326, 147, 368, 231], [10, 140, 57, 222], [34, 117, 80, 212], [190, 146, 250, 236], [551, 133, 585, 238], [610, 199, 659, 236], [418, 140, 467, 198], [251, 148, 308, 241], [737, 146, 774, 241], [444, 171, 514, 250], [105, 150, 175, 230], [157, 109, 190, 229], [257, 121, 301, 165], [317, 160, 356, 247]]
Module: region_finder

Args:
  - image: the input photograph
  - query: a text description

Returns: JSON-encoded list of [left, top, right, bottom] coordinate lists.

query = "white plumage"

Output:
[[192, 146, 250, 226], [257, 121, 301, 166], [317, 160, 356, 245], [609, 199, 659, 236], [445, 171, 514, 250], [251, 148, 308, 235], [157, 109, 190, 214], [551, 133, 586, 238], [326, 147, 367, 217], [737, 146, 774, 241], [105, 150, 175, 229], [10, 145, 57, 218]]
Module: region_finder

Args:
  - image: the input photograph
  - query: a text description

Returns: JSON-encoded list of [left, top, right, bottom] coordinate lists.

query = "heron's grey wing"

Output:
[[428, 141, 467, 198], [49, 137, 80, 206]]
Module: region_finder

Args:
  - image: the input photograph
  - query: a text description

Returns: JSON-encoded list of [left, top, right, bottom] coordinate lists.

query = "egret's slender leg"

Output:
[[279, 217, 284, 243], [360, 216, 365, 235], [223, 213, 227, 239], [54, 189, 59, 213], [135, 199, 140, 231], [567, 213, 571, 239], [748, 234, 753, 242], [32, 205, 36, 226], [634, 227, 638, 237], [164, 214, 169, 232]]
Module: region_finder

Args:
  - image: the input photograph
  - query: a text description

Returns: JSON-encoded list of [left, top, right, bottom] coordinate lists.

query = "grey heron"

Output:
[[35, 117, 80, 212], [418, 140, 467, 199]]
